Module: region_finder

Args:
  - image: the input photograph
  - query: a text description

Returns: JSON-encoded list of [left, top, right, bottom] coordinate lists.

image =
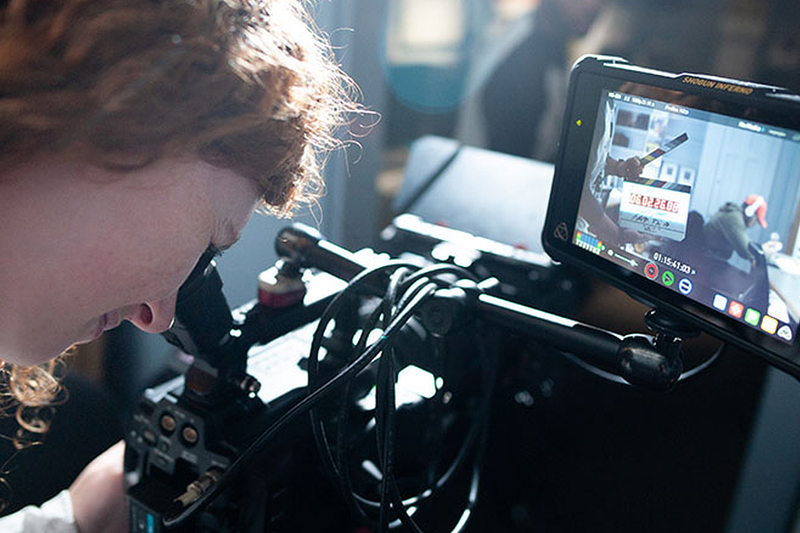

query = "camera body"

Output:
[[124, 233, 520, 533], [126, 270, 348, 533]]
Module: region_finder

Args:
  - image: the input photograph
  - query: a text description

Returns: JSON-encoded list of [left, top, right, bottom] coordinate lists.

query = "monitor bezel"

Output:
[[542, 56, 800, 378]]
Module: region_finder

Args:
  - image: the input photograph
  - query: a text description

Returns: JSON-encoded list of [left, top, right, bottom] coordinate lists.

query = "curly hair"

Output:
[[0, 0, 358, 422], [0, 357, 69, 512], [0, 0, 356, 214], [0, 359, 67, 445]]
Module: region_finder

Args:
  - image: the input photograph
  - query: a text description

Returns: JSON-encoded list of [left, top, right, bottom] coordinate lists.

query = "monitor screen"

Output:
[[575, 87, 800, 345]]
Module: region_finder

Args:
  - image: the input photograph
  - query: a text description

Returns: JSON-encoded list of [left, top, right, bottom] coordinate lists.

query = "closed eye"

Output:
[[180, 245, 224, 292], [208, 244, 225, 259]]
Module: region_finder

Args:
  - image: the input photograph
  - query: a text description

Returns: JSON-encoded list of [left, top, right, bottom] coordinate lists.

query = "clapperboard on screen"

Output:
[[619, 133, 692, 241]]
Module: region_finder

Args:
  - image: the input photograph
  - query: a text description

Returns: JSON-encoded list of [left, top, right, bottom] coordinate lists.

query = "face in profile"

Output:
[[0, 158, 260, 366]]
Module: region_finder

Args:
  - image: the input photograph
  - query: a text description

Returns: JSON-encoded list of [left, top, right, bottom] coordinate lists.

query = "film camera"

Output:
[[126, 56, 800, 532]]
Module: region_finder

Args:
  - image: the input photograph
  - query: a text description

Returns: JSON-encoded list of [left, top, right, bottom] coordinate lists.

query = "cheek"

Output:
[[110, 211, 211, 308], [112, 245, 202, 307], [64, 170, 214, 316], [78, 224, 208, 314]]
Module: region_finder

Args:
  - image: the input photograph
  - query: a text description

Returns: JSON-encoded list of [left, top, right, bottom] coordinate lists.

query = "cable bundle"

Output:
[[307, 262, 497, 533]]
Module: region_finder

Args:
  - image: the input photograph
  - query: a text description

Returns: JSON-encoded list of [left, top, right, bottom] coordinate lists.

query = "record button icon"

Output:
[[645, 262, 659, 280]]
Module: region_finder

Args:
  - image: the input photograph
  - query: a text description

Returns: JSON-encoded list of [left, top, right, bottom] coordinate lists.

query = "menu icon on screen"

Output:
[[728, 301, 744, 319], [762, 315, 779, 335], [744, 309, 761, 326]]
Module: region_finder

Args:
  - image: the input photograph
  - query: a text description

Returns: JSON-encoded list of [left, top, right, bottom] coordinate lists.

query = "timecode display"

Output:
[[627, 193, 681, 213], [652, 251, 694, 275]]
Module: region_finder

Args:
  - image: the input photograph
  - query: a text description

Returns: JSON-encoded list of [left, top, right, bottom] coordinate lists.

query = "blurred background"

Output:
[[26, 0, 800, 531]]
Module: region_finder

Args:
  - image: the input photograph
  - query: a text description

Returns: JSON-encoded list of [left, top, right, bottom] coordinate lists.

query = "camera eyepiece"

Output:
[[161, 247, 234, 362]]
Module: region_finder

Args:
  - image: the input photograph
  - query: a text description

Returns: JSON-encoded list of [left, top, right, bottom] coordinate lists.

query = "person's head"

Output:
[[743, 194, 768, 229], [0, 0, 356, 374]]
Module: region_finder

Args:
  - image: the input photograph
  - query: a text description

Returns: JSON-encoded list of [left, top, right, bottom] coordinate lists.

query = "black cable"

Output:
[[309, 271, 445, 526], [334, 303, 386, 522], [677, 344, 724, 380], [337, 278, 436, 526], [341, 270, 416, 525], [396, 263, 478, 294], [377, 276, 421, 533], [382, 325, 499, 533], [305, 260, 493, 533], [377, 344, 396, 533], [424, 336, 450, 490], [395, 143, 463, 215], [375, 292, 497, 533], [377, 269, 409, 533], [311, 275, 436, 509], [308, 267, 425, 523], [309, 280, 435, 484]]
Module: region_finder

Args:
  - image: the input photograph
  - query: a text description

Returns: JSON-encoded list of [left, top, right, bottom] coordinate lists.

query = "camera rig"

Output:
[[125, 222, 708, 533]]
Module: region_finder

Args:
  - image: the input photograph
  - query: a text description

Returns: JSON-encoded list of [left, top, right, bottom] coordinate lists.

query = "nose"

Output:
[[128, 294, 178, 334]]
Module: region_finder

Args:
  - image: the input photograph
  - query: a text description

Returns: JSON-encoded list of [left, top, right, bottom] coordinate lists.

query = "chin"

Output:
[[17, 341, 75, 367], [0, 329, 66, 365], [2, 350, 58, 368], [1, 320, 94, 367]]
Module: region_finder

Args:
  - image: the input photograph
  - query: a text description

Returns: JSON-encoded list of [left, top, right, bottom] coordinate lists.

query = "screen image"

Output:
[[575, 88, 800, 344]]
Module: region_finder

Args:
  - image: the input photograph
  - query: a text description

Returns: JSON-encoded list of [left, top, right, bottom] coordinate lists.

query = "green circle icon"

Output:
[[662, 271, 675, 286]]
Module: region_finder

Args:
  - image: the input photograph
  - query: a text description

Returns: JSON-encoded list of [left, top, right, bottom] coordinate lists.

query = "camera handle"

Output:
[[278, 223, 693, 391], [421, 283, 687, 390]]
